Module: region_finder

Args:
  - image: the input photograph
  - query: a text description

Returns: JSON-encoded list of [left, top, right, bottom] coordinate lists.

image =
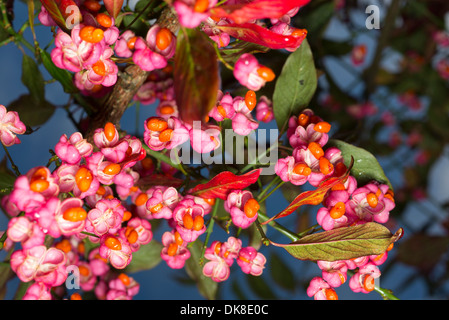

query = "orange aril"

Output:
[[155, 28, 173, 51], [183, 213, 194, 229], [146, 118, 168, 132], [104, 236, 122, 251], [319, 157, 334, 175], [55, 239, 72, 253], [127, 36, 137, 50], [70, 293, 83, 300], [96, 13, 112, 28], [192, 215, 204, 231], [243, 198, 260, 218], [298, 113, 309, 127], [103, 163, 121, 175], [92, 60, 106, 76], [257, 66, 275, 82], [366, 193, 378, 208], [244, 90, 257, 111], [362, 274, 375, 292], [83, 0, 101, 11], [125, 227, 139, 244], [79, 265, 90, 277], [329, 202, 345, 219], [118, 273, 131, 286], [149, 203, 163, 214], [314, 121, 331, 133], [194, 0, 209, 12], [167, 243, 178, 256], [308, 142, 324, 160], [63, 207, 87, 222], [293, 163, 311, 176], [134, 193, 148, 206], [103, 122, 116, 141], [159, 105, 175, 115], [122, 210, 132, 222], [324, 288, 338, 300], [158, 129, 173, 143], [30, 179, 50, 193]]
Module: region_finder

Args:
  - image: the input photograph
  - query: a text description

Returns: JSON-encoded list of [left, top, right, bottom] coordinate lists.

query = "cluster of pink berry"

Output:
[[275, 109, 396, 299]]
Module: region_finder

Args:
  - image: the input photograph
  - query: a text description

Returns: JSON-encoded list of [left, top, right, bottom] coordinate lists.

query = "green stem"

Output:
[[200, 199, 220, 264], [2, 144, 21, 176], [256, 176, 280, 201], [257, 211, 299, 242], [258, 180, 285, 204], [143, 145, 183, 172]]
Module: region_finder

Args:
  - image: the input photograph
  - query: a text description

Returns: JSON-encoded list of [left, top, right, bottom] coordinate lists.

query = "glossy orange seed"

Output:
[[243, 198, 260, 218], [257, 66, 275, 82], [167, 243, 178, 256], [329, 202, 345, 219], [55, 239, 72, 253], [104, 236, 122, 251], [30, 179, 50, 193], [134, 193, 148, 207], [308, 142, 324, 160], [366, 193, 378, 208], [63, 207, 87, 222], [159, 105, 175, 115], [96, 13, 112, 28], [174, 231, 184, 246], [146, 118, 168, 132], [70, 293, 83, 300], [314, 121, 331, 133], [149, 202, 163, 213], [79, 265, 90, 277], [103, 163, 121, 175], [293, 163, 311, 176], [319, 157, 334, 175], [92, 60, 106, 76], [155, 28, 173, 51], [192, 215, 204, 231], [125, 227, 139, 244], [244, 90, 257, 111], [83, 0, 101, 11], [122, 210, 133, 222], [325, 288, 338, 300], [103, 122, 116, 141], [118, 273, 131, 286], [183, 213, 194, 229], [194, 0, 209, 12], [158, 129, 173, 143], [298, 113, 309, 127], [363, 274, 375, 292]]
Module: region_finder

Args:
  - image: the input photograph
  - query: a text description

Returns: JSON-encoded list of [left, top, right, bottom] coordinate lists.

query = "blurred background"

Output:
[[2, 0, 449, 300]]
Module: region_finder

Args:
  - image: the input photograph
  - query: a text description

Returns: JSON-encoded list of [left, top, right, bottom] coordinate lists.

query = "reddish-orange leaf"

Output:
[[103, 0, 123, 19], [188, 169, 262, 200], [210, 0, 311, 24], [40, 0, 82, 32], [215, 23, 307, 50], [262, 158, 353, 225]]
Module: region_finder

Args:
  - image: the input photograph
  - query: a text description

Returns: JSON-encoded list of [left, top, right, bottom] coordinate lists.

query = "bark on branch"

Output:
[[84, 6, 179, 142]]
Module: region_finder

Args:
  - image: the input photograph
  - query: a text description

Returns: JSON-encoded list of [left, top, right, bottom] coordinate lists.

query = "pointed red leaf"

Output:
[[40, 0, 82, 32], [174, 28, 220, 124], [215, 23, 307, 50], [210, 0, 310, 24], [188, 169, 262, 200], [262, 158, 353, 225], [103, 0, 123, 19]]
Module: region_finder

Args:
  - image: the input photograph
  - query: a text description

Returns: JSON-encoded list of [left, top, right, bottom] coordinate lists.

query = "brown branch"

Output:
[[84, 6, 179, 142]]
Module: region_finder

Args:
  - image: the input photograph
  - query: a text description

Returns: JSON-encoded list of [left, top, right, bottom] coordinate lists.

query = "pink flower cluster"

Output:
[[43, 4, 176, 94], [1, 122, 157, 299], [276, 110, 396, 300], [202, 237, 266, 282], [0, 104, 26, 147]]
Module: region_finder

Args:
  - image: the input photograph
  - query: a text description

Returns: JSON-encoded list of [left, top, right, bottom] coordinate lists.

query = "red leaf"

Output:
[[40, 0, 81, 32], [103, 0, 123, 19], [262, 158, 353, 225], [210, 0, 311, 24], [188, 169, 262, 200], [174, 28, 220, 124], [215, 23, 307, 50]]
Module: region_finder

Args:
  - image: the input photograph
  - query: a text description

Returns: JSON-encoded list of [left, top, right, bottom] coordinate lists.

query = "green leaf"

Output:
[[184, 240, 218, 300], [0, 171, 16, 195], [326, 139, 393, 189], [124, 240, 163, 273], [269, 252, 295, 291], [174, 27, 219, 125], [7, 94, 55, 127], [246, 274, 277, 299], [22, 54, 45, 103], [39, 49, 78, 94], [272, 222, 403, 262], [272, 38, 317, 133]]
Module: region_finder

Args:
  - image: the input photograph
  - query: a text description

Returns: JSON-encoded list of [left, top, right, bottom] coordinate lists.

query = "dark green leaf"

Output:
[[124, 240, 163, 273], [272, 222, 403, 262], [326, 139, 393, 189], [269, 252, 295, 291], [246, 274, 277, 299], [174, 27, 219, 124], [8, 94, 55, 127], [22, 54, 45, 103], [272, 39, 317, 133], [184, 240, 218, 300]]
